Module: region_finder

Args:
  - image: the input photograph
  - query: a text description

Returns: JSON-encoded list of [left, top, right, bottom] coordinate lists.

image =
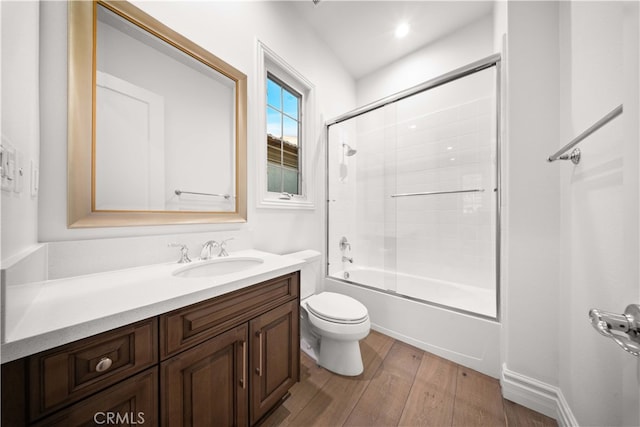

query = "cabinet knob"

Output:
[[95, 357, 113, 373]]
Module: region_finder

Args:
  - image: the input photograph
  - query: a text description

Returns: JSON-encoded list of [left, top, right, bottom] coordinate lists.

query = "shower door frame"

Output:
[[324, 53, 503, 321]]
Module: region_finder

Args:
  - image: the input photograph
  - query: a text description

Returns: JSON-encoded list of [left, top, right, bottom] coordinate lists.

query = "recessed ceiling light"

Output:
[[395, 22, 410, 39]]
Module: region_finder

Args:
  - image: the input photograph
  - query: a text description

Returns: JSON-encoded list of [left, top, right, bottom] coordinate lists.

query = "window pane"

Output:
[[267, 164, 282, 192], [266, 74, 302, 197], [283, 88, 299, 119], [282, 115, 298, 148], [283, 169, 299, 194], [267, 107, 282, 138], [267, 78, 281, 109]]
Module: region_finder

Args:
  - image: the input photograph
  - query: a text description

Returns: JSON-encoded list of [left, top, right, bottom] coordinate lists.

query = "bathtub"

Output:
[[334, 267, 496, 318], [324, 267, 501, 377]]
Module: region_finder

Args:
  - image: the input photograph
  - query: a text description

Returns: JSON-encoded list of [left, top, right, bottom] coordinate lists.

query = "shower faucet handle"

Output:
[[339, 236, 351, 251]]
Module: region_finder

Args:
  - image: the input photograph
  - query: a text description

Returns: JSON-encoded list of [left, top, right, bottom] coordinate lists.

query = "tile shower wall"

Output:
[[354, 107, 395, 281], [327, 121, 358, 276], [394, 96, 496, 290], [350, 91, 496, 291]]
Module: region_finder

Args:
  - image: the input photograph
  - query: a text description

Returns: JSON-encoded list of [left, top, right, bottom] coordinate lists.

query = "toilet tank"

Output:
[[285, 250, 322, 299]]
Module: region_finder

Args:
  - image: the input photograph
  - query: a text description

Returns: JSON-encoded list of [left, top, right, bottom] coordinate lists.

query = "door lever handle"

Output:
[[589, 305, 640, 357]]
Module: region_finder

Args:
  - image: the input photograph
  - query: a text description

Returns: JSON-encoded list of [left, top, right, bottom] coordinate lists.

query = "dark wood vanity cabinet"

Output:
[[1, 271, 300, 427], [1, 318, 158, 426], [160, 273, 300, 426]]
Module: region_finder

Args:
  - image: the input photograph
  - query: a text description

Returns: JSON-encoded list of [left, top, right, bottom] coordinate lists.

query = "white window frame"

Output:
[[256, 40, 316, 210]]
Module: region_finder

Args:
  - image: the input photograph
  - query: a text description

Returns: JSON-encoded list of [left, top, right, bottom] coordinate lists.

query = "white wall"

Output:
[[503, 2, 640, 425], [558, 2, 639, 425], [502, 0, 561, 396], [34, 1, 355, 262], [356, 12, 495, 106], [1, 1, 40, 263]]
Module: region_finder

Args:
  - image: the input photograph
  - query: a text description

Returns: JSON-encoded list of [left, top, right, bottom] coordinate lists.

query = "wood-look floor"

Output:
[[262, 331, 558, 427]]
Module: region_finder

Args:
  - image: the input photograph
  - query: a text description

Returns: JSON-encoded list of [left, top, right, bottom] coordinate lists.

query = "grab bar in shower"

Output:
[[547, 104, 623, 165], [391, 188, 485, 198], [175, 189, 231, 200]]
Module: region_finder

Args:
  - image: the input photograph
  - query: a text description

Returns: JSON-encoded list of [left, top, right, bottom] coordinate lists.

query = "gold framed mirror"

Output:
[[68, 0, 247, 228]]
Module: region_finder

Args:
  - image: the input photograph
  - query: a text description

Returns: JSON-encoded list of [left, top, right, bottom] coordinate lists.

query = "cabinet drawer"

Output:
[[32, 367, 158, 427], [161, 272, 299, 359], [28, 318, 158, 421]]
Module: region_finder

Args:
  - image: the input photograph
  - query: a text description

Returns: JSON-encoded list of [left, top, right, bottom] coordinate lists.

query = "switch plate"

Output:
[[1, 142, 16, 192]]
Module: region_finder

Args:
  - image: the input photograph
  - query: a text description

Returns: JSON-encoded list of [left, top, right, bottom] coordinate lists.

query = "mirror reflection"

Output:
[[94, 4, 236, 212]]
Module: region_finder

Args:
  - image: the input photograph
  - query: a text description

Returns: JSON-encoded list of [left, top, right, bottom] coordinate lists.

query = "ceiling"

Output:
[[289, 1, 494, 80]]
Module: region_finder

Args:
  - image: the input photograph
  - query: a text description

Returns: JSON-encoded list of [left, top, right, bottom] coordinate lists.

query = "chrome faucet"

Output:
[[168, 243, 191, 263], [200, 240, 219, 260], [342, 256, 353, 263], [200, 238, 234, 259]]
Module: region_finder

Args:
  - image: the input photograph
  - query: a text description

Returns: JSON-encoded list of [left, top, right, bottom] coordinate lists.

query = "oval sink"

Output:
[[173, 257, 264, 278]]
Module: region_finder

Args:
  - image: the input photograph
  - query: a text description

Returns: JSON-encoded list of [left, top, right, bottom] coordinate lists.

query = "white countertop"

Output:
[[1, 250, 304, 363]]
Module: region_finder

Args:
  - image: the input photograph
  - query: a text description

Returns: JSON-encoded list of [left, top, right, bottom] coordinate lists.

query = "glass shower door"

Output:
[[392, 66, 498, 317], [326, 57, 500, 319]]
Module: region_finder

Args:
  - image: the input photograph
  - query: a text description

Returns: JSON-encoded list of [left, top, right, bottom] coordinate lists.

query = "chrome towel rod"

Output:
[[548, 104, 623, 164], [391, 188, 485, 198], [175, 189, 231, 200]]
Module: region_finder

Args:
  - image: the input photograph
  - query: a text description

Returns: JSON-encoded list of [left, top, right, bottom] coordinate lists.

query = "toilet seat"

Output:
[[305, 292, 368, 324]]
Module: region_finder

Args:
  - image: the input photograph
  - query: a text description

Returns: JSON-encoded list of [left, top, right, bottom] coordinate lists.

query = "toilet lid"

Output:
[[306, 292, 368, 324]]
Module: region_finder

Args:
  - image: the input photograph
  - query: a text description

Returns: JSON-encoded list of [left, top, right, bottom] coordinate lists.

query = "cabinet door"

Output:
[[249, 300, 299, 425], [161, 325, 248, 427]]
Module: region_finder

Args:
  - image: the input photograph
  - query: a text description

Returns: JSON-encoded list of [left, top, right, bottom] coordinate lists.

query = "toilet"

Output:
[[287, 250, 370, 376]]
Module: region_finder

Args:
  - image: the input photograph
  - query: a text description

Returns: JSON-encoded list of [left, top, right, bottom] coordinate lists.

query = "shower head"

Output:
[[342, 143, 357, 157]]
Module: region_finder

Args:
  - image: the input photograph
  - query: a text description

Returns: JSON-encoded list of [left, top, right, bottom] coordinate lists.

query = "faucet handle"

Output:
[[168, 243, 191, 263], [218, 238, 234, 257]]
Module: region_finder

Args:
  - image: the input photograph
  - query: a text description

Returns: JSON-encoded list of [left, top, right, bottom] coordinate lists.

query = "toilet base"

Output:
[[318, 338, 364, 376], [300, 337, 319, 362]]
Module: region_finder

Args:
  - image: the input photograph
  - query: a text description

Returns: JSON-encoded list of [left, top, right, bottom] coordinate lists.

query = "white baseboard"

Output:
[[501, 364, 579, 426]]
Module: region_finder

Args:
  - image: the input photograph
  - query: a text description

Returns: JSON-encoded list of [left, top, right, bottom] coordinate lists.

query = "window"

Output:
[[256, 40, 316, 209], [266, 74, 301, 195]]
